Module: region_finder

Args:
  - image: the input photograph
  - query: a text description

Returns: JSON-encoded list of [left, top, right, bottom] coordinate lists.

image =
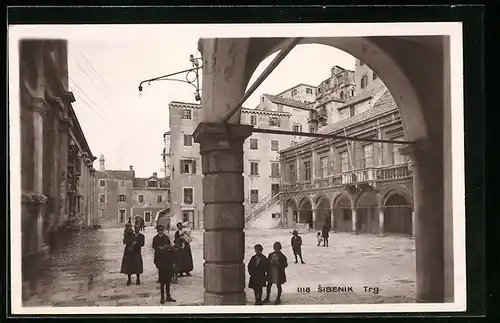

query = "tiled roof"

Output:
[[241, 107, 291, 117], [133, 176, 170, 189], [97, 170, 135, 180], [169, 101, 202, 109], [282, 90, 398, 151], [338, 86, 385, 109], [263, 94, 312, 111], [275, 83, 317, 96]]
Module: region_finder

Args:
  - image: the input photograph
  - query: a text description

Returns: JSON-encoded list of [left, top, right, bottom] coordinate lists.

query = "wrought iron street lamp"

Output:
[[138, 54, 202, 102]]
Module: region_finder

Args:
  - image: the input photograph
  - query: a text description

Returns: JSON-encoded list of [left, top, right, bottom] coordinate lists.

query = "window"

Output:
[[99, 179, 105, 187], [291, 89, 298, 96], [271, 140, 279, 151], [182, 109, 192, 120], [350, 89, 355, 97], [250, 189, 259, 204], [336, 76, 343, 86], [373, 72, 378, 80], [361, 75, 368, 89], [183, 188, 193, 205], [304, 161, 311, 181], [306, 88, 313, 94], [250, 138, 258, 150], [144, 212, 151, 223], [309, 127, 316, 133], [182, 211, 193, 224], [138, 195, 144, 203], [183, 134, 193, 146], [148, 180, 157, 188], [180, 159, 196, 174], [350, 106, 356, 117], [99, 194, 106, 203], [269, 117, 280, 127], [363, 144, 374, 168], [277, 104, 283, 112], [250, 115, 257, 125], [340, 151, 349, 172], [98, 209, 104, 218], [271, 162, 280, 178], [157, 195, 163, 203], [392, 137, 407, 164], [250, 162, 259, 176], [119, 209, 126, 223], [293, 124, 302, 133], [320, 156, 329, 178], [289, 163, 296, 182], [340, 92, 345, 100], [118, 194, 126, 202]]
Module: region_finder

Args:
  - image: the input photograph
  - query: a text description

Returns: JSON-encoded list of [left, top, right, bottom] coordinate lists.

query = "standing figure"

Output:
[[316, 232, 322, 246], [140, 217, 146, 231], [152, 225, 176, 304], [171, 239, 181, 284], [291, 230, 305, 264], [248, 244, 269, 305], [174, 222, 194, 277], [263, 242, 288, 305], [120, 224, 145, 285], [322, 221, 330, 247]]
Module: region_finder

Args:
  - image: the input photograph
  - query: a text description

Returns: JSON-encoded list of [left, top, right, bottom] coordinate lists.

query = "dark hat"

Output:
[[254, 244, 263, 251], [292, 230, 298, 235], [157, 224, 165, 230]]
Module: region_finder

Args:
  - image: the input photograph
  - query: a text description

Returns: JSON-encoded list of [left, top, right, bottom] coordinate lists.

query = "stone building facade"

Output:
[[19, 39, 97, 264], [131, 173, 170, 227], [161, 131, 172, 178]]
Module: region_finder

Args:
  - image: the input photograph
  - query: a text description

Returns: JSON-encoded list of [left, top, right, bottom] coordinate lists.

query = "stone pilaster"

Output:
[[351, 208, 358, 234], [193, 122, 253, 305], [58, 113, 72, 224]]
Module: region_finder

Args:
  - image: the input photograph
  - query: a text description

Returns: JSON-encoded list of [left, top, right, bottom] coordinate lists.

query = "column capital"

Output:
[[30, 97, 48, 116], [59, 114, 73, 130], [61, 91, 76, 104], [193, 122, 254, 151]]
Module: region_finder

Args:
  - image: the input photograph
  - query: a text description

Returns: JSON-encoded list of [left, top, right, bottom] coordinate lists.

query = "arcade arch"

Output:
[[298, 197, 313, 226], [314, 195, 331, 231], [355, 192, 379, 234], [332, 193, 353, 233], [383, 193, 413, 236], [284, 198, 298, 228]]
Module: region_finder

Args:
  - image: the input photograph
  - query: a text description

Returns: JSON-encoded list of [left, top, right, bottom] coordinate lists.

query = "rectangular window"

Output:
[[250, 162, 259, 176], [148, 180, 157, 188], [269, 117, 280, 127], [289, 163, 296, 182], [157, 195, 163, 203], [250, 115, 257, 125], [182, 210, 194, 224], [144, 212, 151, 223], [306, 88, 313, 94], [183, 188, 193, 205], [320, 156, 328, 178], [271, 162, 280, 178], [119, 209, 126, 223], [182, 109, 192, 120], [99, 179, 105, 187], [361, 75, 368, 89], [309, 127, 316, 133], [99, 194, 106, 203], [118, 194, 126, 202], [271, 140, 279, 151], [291, 89, 298, 96], [138, 195, 144, 203], [183, 134, 193, 146], [250, 189, 259, 204], [340, 151, 349, 172], [392, 137, 407, 164], [363, 144, 374, 168], [304, 161, 311, 181], [250, 138, 258, 150], [350, 106, 355, 117], [180, 159, 196, 174], [99, 209, 105, 218], [293, 124, 302, 133]]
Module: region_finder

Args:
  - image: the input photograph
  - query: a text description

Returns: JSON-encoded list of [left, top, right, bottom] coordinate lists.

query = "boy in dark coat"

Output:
[[152, 225, 176, 304], [291, 230, 305, 264], [322, 221, 330, 247], [247, 244, 269, 305], [263, 242, 288, 305]]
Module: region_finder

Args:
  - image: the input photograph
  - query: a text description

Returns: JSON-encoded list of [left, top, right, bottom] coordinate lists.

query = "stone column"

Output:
[[312, 208, 319, 230], [330, 209, 336, 232], [295, 155, 301, 182], [401, 140, 445, 302], [193, 122, 253, 305], [351, 208, 358, 234], [378, 208, 385, 236], [411, 209, 416, 239]]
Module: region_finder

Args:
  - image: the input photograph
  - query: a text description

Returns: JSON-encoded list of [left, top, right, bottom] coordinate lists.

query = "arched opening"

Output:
[[333, 194, 353, 233], [285, 199, 298, 229], [384, 193, 413, 236], [356, 192, 379, 234], [315, 196, 331, 231], [298, 198, 313, 227]]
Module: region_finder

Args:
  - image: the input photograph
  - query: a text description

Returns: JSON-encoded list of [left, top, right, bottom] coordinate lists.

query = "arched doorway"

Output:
[[356, 192, 379, 234], [315, 196, 331, 231], [298, 198, 313, 228], [384, 193, 413, 236], [333, 194, 353, 233], [285, 199, 298, 229]]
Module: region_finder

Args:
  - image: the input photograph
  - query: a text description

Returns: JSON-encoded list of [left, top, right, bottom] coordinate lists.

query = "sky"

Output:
[[68, 37, 355, 177]]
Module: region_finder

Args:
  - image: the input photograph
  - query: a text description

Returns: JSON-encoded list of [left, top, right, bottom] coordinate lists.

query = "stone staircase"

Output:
[[244, 192, 281, 228]]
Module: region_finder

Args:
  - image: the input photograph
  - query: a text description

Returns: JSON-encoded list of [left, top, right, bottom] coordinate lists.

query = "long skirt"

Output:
[[177, 244, 194, 273], [120, 246, 143, 275]]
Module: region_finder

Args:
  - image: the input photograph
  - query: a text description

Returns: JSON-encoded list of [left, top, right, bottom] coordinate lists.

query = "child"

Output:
[[152, 225, 176, 304], [171, 239, 181, 284], [291, 230, 305, 264], [247, 244, 269, 305], [317, 232, 322, 246], [263, 242, 288, 305]]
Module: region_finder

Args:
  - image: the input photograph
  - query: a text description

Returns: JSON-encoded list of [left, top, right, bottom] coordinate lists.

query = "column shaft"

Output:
[[378, 209, 385, 236], [351, 208, 358, 234]]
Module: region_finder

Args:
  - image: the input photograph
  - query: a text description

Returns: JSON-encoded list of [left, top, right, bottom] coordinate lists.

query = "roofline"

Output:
[[169, 101, 202, 109], [262, 93, 313, 111], [275, 83, 318, 97]]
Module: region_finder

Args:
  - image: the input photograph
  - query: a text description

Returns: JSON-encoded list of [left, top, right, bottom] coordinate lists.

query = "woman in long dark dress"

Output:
[[174, 222, 194, 277], [120, 224, 145, 285], [263, 241, 288, 305]]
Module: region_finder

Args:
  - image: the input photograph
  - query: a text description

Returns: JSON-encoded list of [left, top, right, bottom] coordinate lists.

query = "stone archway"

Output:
[[298, 197, 313, 229], [332, 193, 353, 233], [285, 199, 298, 229], [356, 192, 379, 234], [384, 193, 413, 236], [314, 195, 331, 231]]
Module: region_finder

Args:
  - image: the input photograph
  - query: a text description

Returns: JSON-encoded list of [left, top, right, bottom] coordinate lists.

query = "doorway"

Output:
[[271, 183, 280, 196]]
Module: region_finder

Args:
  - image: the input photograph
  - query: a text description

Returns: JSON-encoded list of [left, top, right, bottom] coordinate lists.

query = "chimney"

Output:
[[99, 154, 105, 171], [153, 172, 157, 176], [129, 165, 134, 171]]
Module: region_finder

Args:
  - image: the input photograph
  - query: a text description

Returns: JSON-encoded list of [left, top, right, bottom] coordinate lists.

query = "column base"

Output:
[[204, 291, 247, 305], [351, 231, 359, 235], [378, 233, 386, 237]]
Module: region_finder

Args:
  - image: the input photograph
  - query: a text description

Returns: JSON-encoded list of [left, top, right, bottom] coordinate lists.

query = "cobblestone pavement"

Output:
[[23, 227, 416, 307]]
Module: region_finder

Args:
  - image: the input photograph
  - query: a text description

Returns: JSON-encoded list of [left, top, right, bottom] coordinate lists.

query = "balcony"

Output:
[[282, 162, 412, 192]]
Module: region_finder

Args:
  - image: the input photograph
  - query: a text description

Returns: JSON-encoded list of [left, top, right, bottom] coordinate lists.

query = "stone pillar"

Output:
[[401, 140, 445, 302], [193, 122, 253, 305], [312, 208, 318, 230], [58, 114, 72, 224], [295, 155, 301, 182], [411, 209, 416, 239], [378, 208, 385, 236], [330, 209, 336, 232], [351, 208, 358, 234]]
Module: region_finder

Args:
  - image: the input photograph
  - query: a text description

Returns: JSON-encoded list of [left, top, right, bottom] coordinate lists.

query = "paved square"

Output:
[[23, 227, 416, 306]]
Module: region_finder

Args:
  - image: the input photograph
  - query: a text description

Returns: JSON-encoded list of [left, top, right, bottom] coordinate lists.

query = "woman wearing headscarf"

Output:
[[120, 224, 145, 285], [174, 222, 194, 277]]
